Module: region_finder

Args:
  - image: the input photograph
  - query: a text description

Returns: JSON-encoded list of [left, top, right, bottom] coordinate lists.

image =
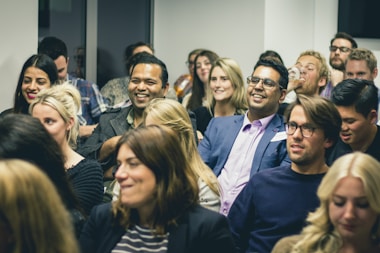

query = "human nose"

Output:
[[115, 164, 129, 180], [27, 80, 38, 90], [343, 202, 356, 220], [136, 81, 147, 90], [292, 126, 303, 139]]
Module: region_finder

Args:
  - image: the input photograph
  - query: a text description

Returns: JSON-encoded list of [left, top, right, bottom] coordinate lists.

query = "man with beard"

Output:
[[320, 32, 358, 98], [228, 95, 341, 253]]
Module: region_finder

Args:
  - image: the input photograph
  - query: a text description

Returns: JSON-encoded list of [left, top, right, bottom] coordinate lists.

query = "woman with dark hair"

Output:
[[182, 49, 219, 111], [80, 125, 234, 253], [1, 54, 58, 116], [0, 114, 85, 238]]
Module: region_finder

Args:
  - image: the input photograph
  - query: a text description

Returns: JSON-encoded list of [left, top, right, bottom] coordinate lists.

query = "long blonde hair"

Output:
[[0, 159, 79, 253], [291, 152, 380, 253], [206, 57, 248, 115], [143, 98, 220, 196]]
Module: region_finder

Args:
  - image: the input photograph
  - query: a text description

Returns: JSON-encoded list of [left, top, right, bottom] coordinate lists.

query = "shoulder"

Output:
[[272, 234, 302, 253]]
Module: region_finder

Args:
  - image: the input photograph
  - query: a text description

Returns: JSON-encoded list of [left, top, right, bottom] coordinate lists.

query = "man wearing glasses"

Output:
[[198, 58, 290, 216], [320, 32, 358, 98], [228, 95, 341, 253]]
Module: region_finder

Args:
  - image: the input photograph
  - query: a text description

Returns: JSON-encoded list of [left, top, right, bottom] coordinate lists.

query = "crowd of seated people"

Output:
[[2, 31, 380, 252]]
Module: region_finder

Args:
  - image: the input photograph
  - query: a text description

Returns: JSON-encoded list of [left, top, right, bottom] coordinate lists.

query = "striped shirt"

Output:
[[112, 225, 169, 253]]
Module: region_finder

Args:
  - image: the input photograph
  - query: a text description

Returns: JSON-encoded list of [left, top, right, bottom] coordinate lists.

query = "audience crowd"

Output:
[[1, 32, 380, 253]]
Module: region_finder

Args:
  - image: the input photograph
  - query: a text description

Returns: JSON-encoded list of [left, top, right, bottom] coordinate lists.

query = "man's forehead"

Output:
[[131, 63, 162, 75]]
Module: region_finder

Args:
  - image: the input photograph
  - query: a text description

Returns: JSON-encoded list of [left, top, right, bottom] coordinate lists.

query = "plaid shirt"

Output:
[[67, 74, 109, 125]]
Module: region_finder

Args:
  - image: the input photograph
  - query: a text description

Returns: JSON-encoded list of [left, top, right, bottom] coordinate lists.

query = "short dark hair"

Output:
[[38, 36, 68, 60], [331, 79, 378, 117], [124, 41, 154, 63], [253, 58, 289, 90], [129, 52, 168, 87], [259, 50, 284, 65], [330, 32, 358, 49]]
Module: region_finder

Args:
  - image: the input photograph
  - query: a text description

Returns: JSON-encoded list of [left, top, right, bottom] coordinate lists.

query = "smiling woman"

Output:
[[79, 125, 235, 253], [0, 54, 58, 117]]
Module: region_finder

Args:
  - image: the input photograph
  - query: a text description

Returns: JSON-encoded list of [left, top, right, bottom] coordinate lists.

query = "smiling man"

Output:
[[327, 79, 380, 165], [198, 58, 290, 216], [228, 95, 341, 253], [78, 52, 169, 179]]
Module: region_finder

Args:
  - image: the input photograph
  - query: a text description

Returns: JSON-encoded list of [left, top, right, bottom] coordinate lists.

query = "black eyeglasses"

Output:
[[329, 46, 351, 53], [247, 76, 282, 89], [285, 122, 317, 138]]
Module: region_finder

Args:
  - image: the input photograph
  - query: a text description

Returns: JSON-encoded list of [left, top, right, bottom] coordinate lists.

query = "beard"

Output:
[[329, 57, 345, 71]]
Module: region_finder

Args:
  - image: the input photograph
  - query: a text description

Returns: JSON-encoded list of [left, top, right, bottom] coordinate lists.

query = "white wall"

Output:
[[1, 0, 380, 112], [154, 0, 380, 86], [0, 0, 38, 112]]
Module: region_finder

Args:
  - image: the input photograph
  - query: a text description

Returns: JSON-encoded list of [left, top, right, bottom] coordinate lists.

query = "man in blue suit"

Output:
[[198, 58, 290, 216]]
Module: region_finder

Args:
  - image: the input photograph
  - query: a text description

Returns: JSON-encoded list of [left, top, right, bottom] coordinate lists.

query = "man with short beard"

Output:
[[320, 32, 357, 98]]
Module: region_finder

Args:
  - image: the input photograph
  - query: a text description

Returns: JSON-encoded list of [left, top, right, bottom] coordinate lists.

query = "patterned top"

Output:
[[68, 74, 109, 125], [112, 225, 169, 253]]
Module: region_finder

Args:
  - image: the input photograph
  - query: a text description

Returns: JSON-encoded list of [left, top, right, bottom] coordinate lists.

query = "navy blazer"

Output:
[[79, 203, 235, 253], [198, 114, 290, 177]]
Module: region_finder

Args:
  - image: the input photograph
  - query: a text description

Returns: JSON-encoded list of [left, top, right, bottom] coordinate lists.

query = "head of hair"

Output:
[[112, 125, 199, 234], [0, 159, 79, 253], [331, 79, 378, 117], [13, 54, 58, 114], [284, 94, 342, 144], [128, 52, 168, 87], [346, 48, 378, 73], [0, 114, 80, 211], [29, 83, 81, 149], [143, 98, 220, 195], [259, 50, 284, 65], [207, 58, 248, 114], [293, 152, 380, 252], [253, 58, 289, 90], [38, 36, 68, 60], [297, 50, 330, 92], [187, 49, 219, 111], [123, 41, 154, 64], [187, 48, 205, 62], [330, 32, 358, 49]]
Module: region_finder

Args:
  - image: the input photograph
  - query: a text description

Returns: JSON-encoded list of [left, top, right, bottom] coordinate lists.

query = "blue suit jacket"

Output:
[[198, 114, 290, 177]]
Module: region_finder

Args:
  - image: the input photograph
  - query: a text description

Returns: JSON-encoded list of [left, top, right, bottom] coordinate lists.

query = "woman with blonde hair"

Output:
[[80, 125, 234, 253], [143, 98, 221, 211], [193, 57, 248, 139], [272, 152, 380, 253], [112, 98, 220, 211], [30, 83, 103, 215], [0, 159, 79, 253]]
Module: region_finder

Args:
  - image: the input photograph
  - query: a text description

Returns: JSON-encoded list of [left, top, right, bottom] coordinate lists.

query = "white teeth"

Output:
[[253, 94, 264, 98], [136, 94, 148, 97]]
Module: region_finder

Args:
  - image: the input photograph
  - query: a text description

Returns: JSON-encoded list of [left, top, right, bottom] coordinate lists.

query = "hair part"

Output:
[[29, 83, 81, 149]]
